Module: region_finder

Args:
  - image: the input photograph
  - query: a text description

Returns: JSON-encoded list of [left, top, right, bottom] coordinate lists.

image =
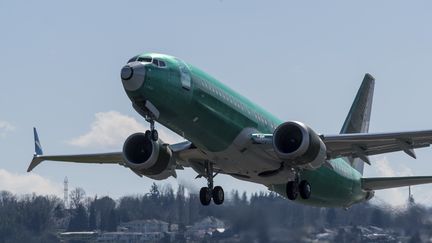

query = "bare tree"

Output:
[[69, 187, 86, 209]]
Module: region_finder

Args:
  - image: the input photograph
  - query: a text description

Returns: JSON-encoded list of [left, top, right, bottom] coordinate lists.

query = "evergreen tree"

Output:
[[150, 183, 160, 200], [107, 209, 118, 232], [232, 190, 241, 205], [241, 192, 248, 205], [88, 203, 96, 231], [370, 208, 383, 227], [326, 208, 336, 227], [176, 185, 186, 232], [67, 204, 88, 231]]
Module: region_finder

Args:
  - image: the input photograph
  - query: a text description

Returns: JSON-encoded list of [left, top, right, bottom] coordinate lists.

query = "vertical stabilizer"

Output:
[[340, 73, 375, 174]]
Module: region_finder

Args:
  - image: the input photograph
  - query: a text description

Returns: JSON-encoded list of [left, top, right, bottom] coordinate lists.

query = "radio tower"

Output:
[[64, 177, 69, 208], [408, 186, 415, 206]]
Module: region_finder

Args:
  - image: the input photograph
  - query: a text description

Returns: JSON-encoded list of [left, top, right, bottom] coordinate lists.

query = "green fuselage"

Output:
[[125, 53, 368, 208]]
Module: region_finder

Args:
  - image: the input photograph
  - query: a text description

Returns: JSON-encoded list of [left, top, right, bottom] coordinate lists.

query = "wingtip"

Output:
[[29, 127, 44, 172], [27, 156, 43, 172], [365, 73, 375, 81]]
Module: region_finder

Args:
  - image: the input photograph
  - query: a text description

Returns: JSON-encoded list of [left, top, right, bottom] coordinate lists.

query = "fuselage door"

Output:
[[178, 60, 192, 90]]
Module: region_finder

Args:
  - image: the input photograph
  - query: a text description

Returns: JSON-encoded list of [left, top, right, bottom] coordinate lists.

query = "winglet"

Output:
[[34, 127, 43, 156], [28, 127, 44, 172]]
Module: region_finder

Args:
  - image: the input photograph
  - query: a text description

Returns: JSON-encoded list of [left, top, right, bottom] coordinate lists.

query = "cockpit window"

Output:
[[127, 56, 138, 63], [137, 57, 152, 63], [152, 59, 159, 66], [159, 61, 166, 67]]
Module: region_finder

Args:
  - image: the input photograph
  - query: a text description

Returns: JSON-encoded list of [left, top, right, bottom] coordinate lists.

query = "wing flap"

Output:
[[323, 130, 432, 163], [362, 176, 432, 190]]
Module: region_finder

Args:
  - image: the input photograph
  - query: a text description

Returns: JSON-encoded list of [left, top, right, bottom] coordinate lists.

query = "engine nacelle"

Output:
[[122, 133, 173, 180], [273, 121, 327, 170]]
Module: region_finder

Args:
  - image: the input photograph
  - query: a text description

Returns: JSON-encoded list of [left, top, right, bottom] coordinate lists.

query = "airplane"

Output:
[[28, 53, 432, 208]]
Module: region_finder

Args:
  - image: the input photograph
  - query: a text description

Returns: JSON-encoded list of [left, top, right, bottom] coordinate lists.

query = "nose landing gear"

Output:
[[199, 161, 224, 206], [145, 116, 158, 141]]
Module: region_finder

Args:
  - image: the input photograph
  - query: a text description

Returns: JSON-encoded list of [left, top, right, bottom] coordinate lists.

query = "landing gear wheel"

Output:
[[151, 130, 158, 141], [144, 130, 151, 139], [145, 116, 158, 141], [299, 180, 311, 199], [212, 186, 224, 205], [199, 187, 212, 206], [286, 181, 299, 200]]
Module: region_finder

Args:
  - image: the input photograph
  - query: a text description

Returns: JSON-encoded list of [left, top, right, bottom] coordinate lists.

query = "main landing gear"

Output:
[[286, 174, 311, 200], [144, 116, 158, 141], [199, 161, 224, 206]]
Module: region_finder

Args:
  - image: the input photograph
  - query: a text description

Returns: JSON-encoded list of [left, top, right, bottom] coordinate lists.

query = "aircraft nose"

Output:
[[121, 63, 146, 91]]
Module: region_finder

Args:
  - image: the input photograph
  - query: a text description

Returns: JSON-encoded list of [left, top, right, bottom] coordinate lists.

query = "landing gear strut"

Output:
[[145, 116, 158, 141], [286, 173, 311, 200], [199, 161, 224, 206]]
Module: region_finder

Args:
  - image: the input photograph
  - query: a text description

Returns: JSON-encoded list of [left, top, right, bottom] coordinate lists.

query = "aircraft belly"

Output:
[[269, 160, 365, 207], [204, 128, 296, 185]]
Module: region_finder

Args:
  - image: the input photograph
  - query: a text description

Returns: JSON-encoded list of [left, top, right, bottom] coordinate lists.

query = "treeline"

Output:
[[0, 184, 431, 242]]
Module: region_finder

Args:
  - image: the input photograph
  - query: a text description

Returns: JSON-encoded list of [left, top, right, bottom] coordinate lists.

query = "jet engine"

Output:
[[273, 121, 327, 170], [122, 132, 173, 180]]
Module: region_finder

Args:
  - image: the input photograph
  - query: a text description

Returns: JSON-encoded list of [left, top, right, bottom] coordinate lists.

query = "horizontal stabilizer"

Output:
[[362, 176, 432, 190]]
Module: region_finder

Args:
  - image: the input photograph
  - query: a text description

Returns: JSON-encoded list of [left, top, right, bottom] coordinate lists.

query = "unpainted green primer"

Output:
[[125, 53, 367, 207]]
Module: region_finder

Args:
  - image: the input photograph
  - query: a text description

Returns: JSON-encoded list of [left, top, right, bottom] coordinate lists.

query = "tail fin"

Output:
[[340, 73, 375, 174]]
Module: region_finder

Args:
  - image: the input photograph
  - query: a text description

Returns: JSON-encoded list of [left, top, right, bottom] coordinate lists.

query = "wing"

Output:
[[362, 176, 432, 190], [28, 152, 123, 172], [27, 128, 125, 172], [27, 128, 201, 174], [251, 129, 432, 166], [323, 130, 432, 163]]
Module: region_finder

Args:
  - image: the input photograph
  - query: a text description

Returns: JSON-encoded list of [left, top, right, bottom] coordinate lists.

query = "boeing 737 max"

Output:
[[28, 53, 432, 207]]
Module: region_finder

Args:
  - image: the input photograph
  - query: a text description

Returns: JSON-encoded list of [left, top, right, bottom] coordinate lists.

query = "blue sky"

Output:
[[1, 1, 432, 206]]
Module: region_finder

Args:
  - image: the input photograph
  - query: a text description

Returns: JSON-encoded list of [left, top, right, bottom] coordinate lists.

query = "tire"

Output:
[[212, 186, 224, 205], [151, 130, 158, 141], [199, 187, 211, 206], [145, 130, 151, 139], [286, 181, 298, 200], [299, 180, 311, 199]]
